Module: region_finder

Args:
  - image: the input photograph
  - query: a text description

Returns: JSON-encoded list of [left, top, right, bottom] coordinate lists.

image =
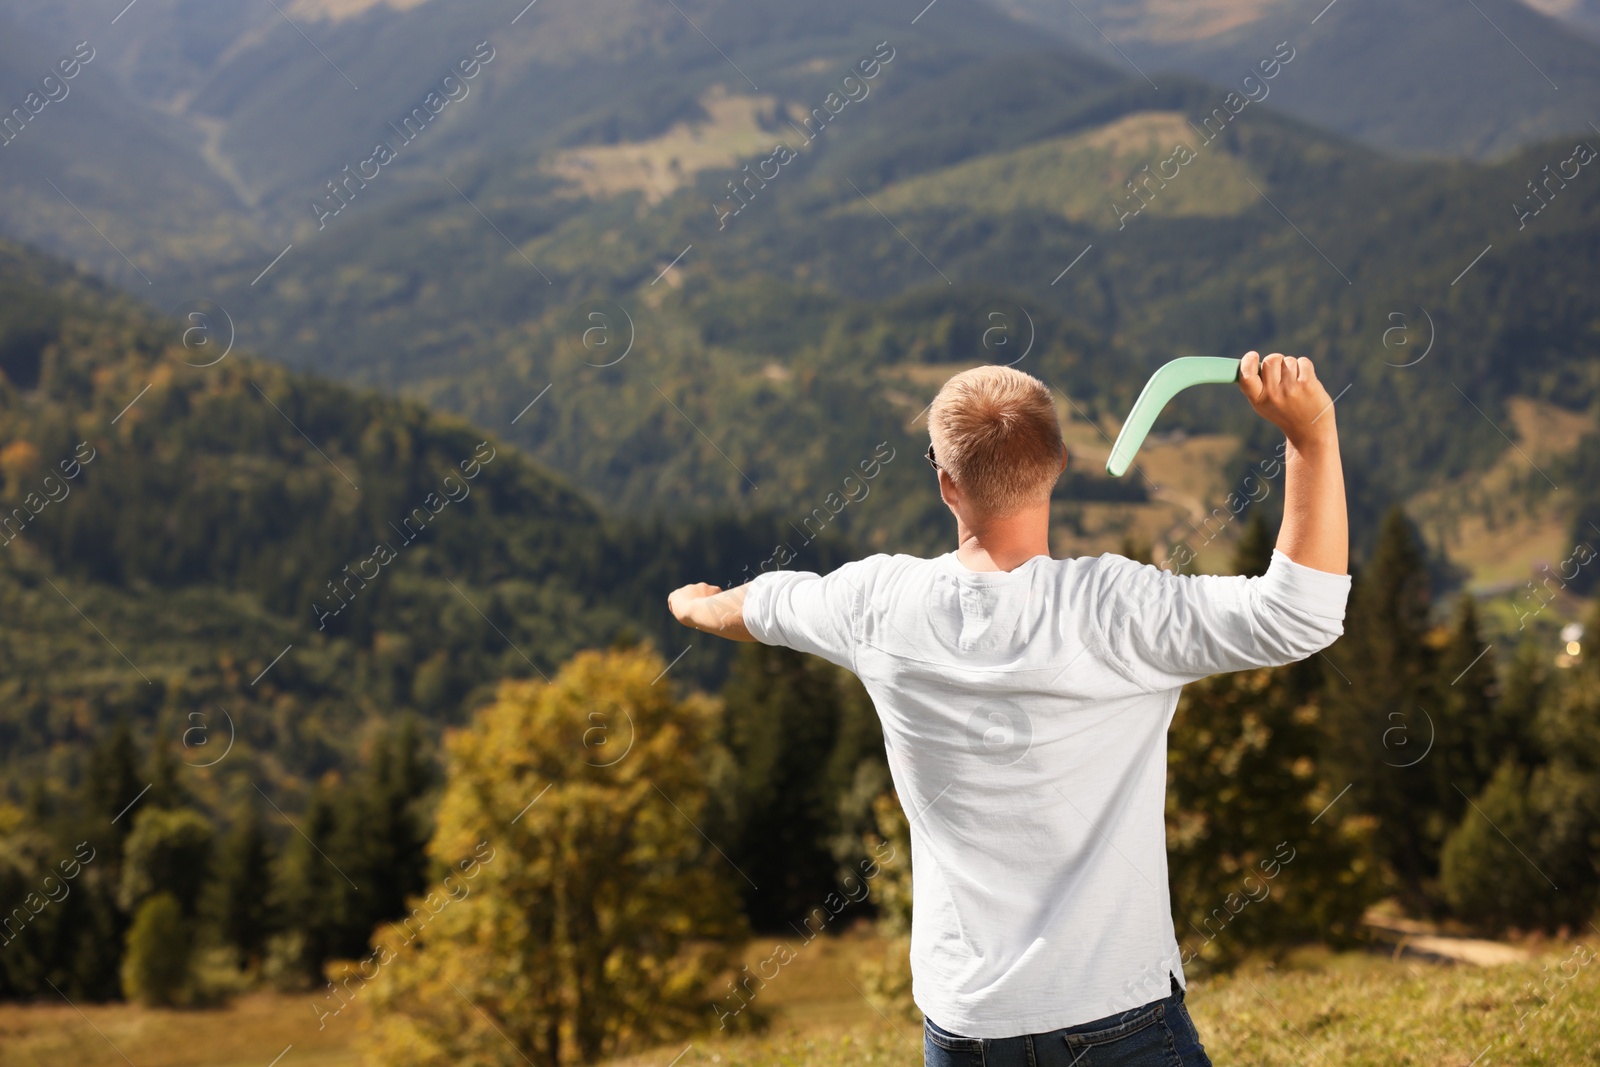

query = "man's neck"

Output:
[[953, 505, 1053, 572]]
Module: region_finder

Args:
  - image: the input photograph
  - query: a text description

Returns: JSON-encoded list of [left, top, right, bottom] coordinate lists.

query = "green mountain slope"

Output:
[[189, 51, 1598, 571], [0, 237, 835, 802], [4, 0, 1598, 590]]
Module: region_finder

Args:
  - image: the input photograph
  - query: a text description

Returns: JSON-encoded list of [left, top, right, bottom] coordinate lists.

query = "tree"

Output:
[[1233, 511, 1275, 579], [117, 807, 213, 918], [856, 792, 916, 1022], [202, 800, 276, 966], [721, 643, 883, 930], [1432, 597, 1501, 815], [144, 726, 188, 813], [83, 718, 143, 856], [1440, 603, 1600, 931], [270, 779, 349, 983], [360, 647, 744, 1066], [341, 718, 433, 943], [1164, 530, 1379, 972], [1322, 507, 1440, 908], [121, 893, 190, 1006]]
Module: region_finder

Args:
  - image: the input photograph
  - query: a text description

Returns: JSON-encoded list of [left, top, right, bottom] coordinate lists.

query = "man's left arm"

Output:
[[668, 560, 875, 669], [668, 583, 756, 642]]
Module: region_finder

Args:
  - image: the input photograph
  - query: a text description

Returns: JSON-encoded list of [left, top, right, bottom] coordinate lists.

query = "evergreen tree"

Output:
[[202, 800, 276, 966], [360, 718, 433, 928], [144, 726, 187, 812], [84, 718, 144, 855], [1432, 597, 1500, 817], [271, 780, 350, 981], [1441, 603, 1600, 932], [722, 643, 884, 930], [1165, 530, 1379, 971], [1322, 507, 1440, 909], [323, 720, 435, 959], [1497, 640, 1550, 769], [1233, 511, 1274, 578]]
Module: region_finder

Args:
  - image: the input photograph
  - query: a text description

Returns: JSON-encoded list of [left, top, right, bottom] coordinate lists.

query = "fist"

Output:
[[667, 582, 721, 625], [1238, 351, 1336, 443]]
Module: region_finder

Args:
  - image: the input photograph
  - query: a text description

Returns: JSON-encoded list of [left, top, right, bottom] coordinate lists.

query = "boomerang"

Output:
[[1105, 357, 1242, 477]]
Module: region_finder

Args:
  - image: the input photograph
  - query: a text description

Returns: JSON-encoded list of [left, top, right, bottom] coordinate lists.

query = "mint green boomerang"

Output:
[[1105, 357, 1242, 477]]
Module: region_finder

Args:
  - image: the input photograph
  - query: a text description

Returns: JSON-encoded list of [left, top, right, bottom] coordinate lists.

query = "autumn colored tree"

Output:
[[360, 647, 744, 1066]]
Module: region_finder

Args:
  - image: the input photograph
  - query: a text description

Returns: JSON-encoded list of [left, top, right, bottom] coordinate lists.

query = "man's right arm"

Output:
[[1237, 351, 1347, 576], [1088, 352, 1350, 689]]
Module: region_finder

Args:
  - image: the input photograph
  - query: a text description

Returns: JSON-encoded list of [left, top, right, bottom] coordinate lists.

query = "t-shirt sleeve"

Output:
[[741, 558, 880, 672], [1088, 549, 1351, 690]]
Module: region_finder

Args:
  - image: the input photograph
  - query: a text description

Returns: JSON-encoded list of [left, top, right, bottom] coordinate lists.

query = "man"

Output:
[[668, 352, 1349, 1066]]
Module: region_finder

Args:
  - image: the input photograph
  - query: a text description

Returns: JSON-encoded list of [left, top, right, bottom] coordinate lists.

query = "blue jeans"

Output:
[[923, 975, 1213, 1066]]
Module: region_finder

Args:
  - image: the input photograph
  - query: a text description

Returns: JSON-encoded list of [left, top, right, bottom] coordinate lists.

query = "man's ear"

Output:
[[937, 468, 959, 511], [1059, 443, 1069, 474]]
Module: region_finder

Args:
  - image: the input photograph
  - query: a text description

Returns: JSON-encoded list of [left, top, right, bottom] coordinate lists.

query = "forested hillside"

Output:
[[0, 237, 839, 795], [5, 0, 1599, 596], [220, 55, 1600, 584]]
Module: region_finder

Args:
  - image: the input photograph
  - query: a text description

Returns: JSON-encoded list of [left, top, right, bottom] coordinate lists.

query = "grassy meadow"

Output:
[[5, 930, 1597, 1067]]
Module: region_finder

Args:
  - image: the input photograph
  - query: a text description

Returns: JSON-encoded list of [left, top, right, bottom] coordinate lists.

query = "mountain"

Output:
[[991, 0, 1600, 159], [207, 50, 1600, 572], [0, 236, 838, 799], [0, 11, 266, 287], [2, 0, 1598, 602]]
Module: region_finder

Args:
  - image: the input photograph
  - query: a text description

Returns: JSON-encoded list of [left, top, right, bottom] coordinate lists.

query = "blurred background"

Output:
[[1, 0, 1599, 1063]]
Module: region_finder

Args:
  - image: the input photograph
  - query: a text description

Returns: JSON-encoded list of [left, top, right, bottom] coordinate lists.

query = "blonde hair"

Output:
[[929, 366, 1063, 517]]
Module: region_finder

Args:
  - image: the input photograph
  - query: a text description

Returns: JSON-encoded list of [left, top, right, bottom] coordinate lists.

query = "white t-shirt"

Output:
[[742, 548, 1350, 1037]]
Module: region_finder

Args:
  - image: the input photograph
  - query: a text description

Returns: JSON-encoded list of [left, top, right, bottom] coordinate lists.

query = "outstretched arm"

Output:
[[668, 582, 757, 642], [1238, 351, 1348, 575]]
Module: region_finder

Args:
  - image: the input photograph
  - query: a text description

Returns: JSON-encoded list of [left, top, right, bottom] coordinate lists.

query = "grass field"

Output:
[[5, 929, 1596, 1067]]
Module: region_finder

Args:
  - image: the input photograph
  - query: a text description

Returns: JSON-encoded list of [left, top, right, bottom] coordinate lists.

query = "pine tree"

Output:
[[1497, 640, 1549, 769], [1322, 507, 1440, 908], [271, 780, 350, 981], [203, 800, 276, 966], [144, 726, 187, 812], [722, 643, 883, 930], [326, 720, 435, 958], [84, 718, 144, 853], [1433, 597, 1500, 819], [361, 718, 432, 925], [1165, 529, 1379, 971], [1233, 511, 1274, 578]]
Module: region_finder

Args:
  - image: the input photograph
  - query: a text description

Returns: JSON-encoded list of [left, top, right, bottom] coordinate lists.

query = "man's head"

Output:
[[928, 366, 1066, 521]]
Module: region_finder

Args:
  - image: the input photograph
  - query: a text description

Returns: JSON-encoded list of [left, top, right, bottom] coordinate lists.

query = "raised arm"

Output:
[[1089, 352, 1350, 690], [668, 582, 756, 642], [1238, 350, 1347, 575]]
